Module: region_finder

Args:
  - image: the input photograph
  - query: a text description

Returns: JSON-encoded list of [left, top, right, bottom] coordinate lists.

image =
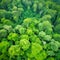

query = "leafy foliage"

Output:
[[0, 0, 60, 60]]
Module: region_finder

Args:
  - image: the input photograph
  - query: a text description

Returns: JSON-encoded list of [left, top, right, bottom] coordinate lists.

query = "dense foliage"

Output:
[[0, 0, 60, 60]]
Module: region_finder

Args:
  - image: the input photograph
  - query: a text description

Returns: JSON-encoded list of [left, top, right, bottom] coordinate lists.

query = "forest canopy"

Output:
[[0, 0, 60, 60]]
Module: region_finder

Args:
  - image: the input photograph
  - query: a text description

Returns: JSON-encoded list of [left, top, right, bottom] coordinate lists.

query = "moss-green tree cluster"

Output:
[[0, 0, 60, 60]]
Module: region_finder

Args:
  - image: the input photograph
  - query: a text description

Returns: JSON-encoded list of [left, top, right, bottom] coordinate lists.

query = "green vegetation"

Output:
[[0, 0, 60, 60]]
